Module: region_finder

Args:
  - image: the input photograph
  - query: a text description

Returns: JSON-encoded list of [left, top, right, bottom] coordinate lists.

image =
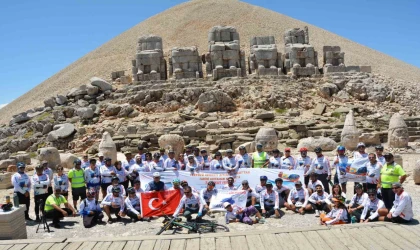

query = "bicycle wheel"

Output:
[[197, 223, 229, 234], [156, 217, 176, 235]]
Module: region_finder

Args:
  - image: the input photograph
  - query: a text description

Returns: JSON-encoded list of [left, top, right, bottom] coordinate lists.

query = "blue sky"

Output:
[[0, 0, 419, 107]]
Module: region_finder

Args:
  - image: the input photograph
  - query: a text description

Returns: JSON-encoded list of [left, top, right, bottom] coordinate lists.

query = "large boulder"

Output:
[[9, 112, 30, 125], [297, 137, 338, 151], [9, 139, 31, 152], [98, 132, 117, 163], [117, 104, 134, 117], [318, 83, 339, 98], [341, 110, 359, 150], [359, 133, 381, 146], [414, 160, 420, 184], [158, 134, 185, 156], [388, 113, 409, 148], [0, 159, 17, 170], [47, 123, 76, 142], [9, 152, 31, 165], [86, 84, 99, 95], [43, 97, 56, 108], [196, 90, 235, 112], [76, 107, 94, 119], [0, 152, 10, 161], [90, 77, 112, 92], [67, 85, 88, 97], [37, 147, 61, 169], [60, 153, 79, 169], [105, 104, 122, 116], [255, 127, 278, 152], [55, 95, 68, 105]]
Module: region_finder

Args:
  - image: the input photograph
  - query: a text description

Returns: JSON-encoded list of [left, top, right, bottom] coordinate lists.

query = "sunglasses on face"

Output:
[[368, 194, 376, 197], [184, 192, 191, 194], [368, 157, 375, 159]]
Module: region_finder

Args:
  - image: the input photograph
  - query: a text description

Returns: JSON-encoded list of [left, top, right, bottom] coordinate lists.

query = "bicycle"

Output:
[[156, 215, 229, 235]]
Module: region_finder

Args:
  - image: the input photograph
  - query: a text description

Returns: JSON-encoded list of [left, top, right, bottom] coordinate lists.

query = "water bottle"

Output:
[[13, 193, 19, 208], [351, 216, 357, 224]]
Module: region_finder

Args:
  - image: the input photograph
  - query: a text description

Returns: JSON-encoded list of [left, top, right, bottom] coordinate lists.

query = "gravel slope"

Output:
[[1, 0, 420, 124]]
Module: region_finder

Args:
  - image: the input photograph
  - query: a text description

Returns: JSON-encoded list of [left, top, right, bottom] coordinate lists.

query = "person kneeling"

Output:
[[320, 196, 348, 225], [44, 187, 77, 228], [285, 181, 310, 215], [224, 202, 264, 225], [173, 186, 206, 222], [379, 183, 413, 224], [259, 183, 280, 218], [308, 184, 331, 217], [360, 189, 387, 223], [101, 186, 125, 224], [125, 187, 143, 222], [80, 188, 103, 228]]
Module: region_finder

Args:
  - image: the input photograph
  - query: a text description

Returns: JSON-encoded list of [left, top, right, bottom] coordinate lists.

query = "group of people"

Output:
[[11, 143, 413, 228]]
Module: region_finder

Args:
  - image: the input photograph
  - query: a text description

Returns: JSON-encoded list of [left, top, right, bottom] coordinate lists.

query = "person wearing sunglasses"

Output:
[[241, 180, 258, 207], [173, 186, 205, 222], [378, 153, 406, 209], [365, 153, 383, 192], [379, 183, 412, 223], [360, 189, 387, 223]]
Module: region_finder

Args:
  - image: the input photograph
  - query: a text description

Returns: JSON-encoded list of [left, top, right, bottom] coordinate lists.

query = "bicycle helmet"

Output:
[[74, 159, 82, 165], [172, 178, 181, 184], [375, 145, 384, 150], [260, 176, 268, 181], [112, 186, 121, 193], [127, 187, 136, 194], [275, 178, 283, 183], [111, 176, 119, 182]]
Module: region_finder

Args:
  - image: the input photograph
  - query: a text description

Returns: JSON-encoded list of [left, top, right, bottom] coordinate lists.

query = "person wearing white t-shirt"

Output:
[[360, 189, 387, 223], [236, 146, 251, 168], [365, 153, 382, 191], [295, 147, 312, 186], [210, 152, 223, 171], [200, 149, 212, 171], [280, 148, 296, 170], [268, 149, 282, 169], [333, 145, 349, 194], [307, 173, 325, 195], [222, 149, 237, 173], [223, 176, 237, 190], [380, 183, 413, 223], [307, 147, 331, 194], [163, 150, 180, 171], [347, 183, 368, 221], [375, 145, 386, 165]]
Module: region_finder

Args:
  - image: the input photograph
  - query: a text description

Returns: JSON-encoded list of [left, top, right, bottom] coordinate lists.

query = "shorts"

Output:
[[72, 186, 87, 201], [101, 183, 111, 192], [61, 191, 69, 197], [364, 211, 379, 222], [384, 216, 410, 224], [109, 207, 122, 214]]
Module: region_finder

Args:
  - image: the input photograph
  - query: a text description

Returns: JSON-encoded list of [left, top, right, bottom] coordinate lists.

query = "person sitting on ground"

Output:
[[320, 195, 349, 225], [286, 181, 310, 215], [125, 187, 143, 222], [210, 152, 223, 170], [107, 176, 127, 197], [241, 180, 258, 207], [259, 182, 280, 218], [379, 183, 413, 223], [360, 189, 387, 223], [101, 186, 125, 224], [173, 186, 205, 222], [224, 202, 264, 225], [44, 187, 77, 228], [268, 149, 282, 169], [273, 178, 289, 209], [255, 175, 268, 195], [223, 176, 237, 190], [307, 173, 324, 195], [281, 148, 296, 170], [169, 179, 184, 196], [185, 155, 199, 173], [328, 184, 346, 210], [308, 184, 331, 217], [200, 181, 218, 209], [145, 172, 167, 192], [347, 183, 368, 222], [79, 188, 103, 228], [222, 149, 238, 173]]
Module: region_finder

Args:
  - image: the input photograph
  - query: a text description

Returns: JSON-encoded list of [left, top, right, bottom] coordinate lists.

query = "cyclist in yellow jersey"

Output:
[[252, 143, 269, 168], [68, 159, 86, 211], [44, 187, 76, 228], [378, 153, 406, 209]]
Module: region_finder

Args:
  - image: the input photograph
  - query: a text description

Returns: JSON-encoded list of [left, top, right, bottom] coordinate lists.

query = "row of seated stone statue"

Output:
[[132, 25, 366, 81]]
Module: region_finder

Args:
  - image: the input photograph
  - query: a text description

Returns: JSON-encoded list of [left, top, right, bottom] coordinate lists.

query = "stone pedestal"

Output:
[[0, 205, 27, 240], [0, 172, 13, 189]]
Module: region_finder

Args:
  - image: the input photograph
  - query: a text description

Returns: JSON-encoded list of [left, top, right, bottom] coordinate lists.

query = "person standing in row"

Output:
[[11, 162, 32, 220], [32, 165, 50, 221], [68, 159, 86, 211], [308, 147, 331, 194], [85, 159, 101, 200], [252, 143, 269, 168], [333, 146, 348, 194], [378, 153, 406, 209], [100, 158, 117, 199], [54, 166, 69, 201], [42, 161, 54, 195], [295, 147, 312, 186]]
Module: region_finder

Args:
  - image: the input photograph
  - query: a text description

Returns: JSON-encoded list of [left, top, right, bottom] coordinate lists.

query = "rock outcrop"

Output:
[[37, 147, 61, 169], [196, 90, 235, 112]]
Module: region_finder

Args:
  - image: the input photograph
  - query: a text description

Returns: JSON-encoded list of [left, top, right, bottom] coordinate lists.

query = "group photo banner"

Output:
[[139, 169, 305, 191], [337, 158, 368, 184]]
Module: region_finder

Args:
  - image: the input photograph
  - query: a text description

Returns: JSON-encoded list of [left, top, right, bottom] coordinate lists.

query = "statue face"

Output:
[[255, 136, 278, 152]]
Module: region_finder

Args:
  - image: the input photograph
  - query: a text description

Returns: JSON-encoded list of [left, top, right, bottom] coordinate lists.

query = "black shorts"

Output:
[[109, 207, 122, 214], [384, 216, 410, 224], [101, 183, 111, 192], [72, 187, 87, 201], [62, 191, 69, 197]]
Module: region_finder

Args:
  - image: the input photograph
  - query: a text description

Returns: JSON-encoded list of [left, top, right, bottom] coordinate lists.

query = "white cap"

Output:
[[357, 142, 366, 148], [223, 202, 231, 208], [98, 152, 104, 157], [153, 172, 161, 177]]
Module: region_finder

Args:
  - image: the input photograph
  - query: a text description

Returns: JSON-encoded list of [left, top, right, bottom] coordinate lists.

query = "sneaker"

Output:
[[107, 219, 113, 224], [315, 210, 320, 217], [259, 218, 265, 224], [116, 215, 122, 221]]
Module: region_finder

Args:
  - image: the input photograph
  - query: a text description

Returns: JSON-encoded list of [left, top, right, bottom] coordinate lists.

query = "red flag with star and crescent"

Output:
[[140, 190, 182, 217]]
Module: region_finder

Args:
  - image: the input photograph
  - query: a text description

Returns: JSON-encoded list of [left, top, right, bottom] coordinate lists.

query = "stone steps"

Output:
[[404, 118, 420, 142]]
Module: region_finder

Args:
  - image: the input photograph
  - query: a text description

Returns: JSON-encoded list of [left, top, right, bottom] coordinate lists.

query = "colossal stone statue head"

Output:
[[255, 128, 278, 152], [341, 110, 359, 150], [388, 113, 409, 148], [98, 132, 117, 163], [158, 134, 185, 156]]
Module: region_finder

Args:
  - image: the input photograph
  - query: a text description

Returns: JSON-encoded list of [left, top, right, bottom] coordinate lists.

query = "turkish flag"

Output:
[[140, 190, 182, 217]]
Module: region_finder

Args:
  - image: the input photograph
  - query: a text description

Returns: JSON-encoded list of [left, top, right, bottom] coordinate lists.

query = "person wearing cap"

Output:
[[307, 173, 325, 195], [307, 147, 331, 194], [107, 176, 127, 197], [125, 187, 143, 222], [32, 164, 50, 221], [375, 145, 386, 165], [54, 165, 69, 201], [224, 202, 264, 225], [173, 186, 205, 222], [378, 153, 407, 209], [169, 179, 184, 195], [122, 151, 136, 172], [145, 172, 167, 192], [354, 142, 368, 159], [193, 148, 204, 170], [360, 189, 387, 223], [133, 180, 144, 194], [255, 176, 268, 197], [379, 183, 413, 223], [11, 162, 32, 221], [96, 152, 105, 168], [235, 146, 251, 168], [101, 186, 125, 224], [308, 184, 331, 217], [223, 176, 237, 190], [135, 145, 147, 162], [347, 183, 368, 222], [183, 145, 193, 163], [241, 180, 258, 207], [100, 157, 117, 199], [159, 148, 168, 162], [274, 178, 290, 209], [84, 159, 101, 200], [295, 147, 312, 186], [286, 181, 310, 215], [42, 161, 54, 195], [222, 149, 238, 173], [281, 148, 296, 170], [114, 160, 130, 190], [201, 149, 212, 170], [259, 182, 280, 218], [80, 188, 103, 228], [332, 145, 348, 194], [186, 154, 200, 172], [180, 180, 199, 195], [200, 181, 218, 210], [268, 149, 282, 169], [252, 143, 269, 168], [365, 153, 383, 191], [210, 152, 223, 170], [44, 186, 77, 228], [163, 150, 180, 171], [149, 153, 165, 172], [68, 159, 86, 210], [129, 155, 150, 186], [320, 195, 348, 225], [80, 155, 90, 170]]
